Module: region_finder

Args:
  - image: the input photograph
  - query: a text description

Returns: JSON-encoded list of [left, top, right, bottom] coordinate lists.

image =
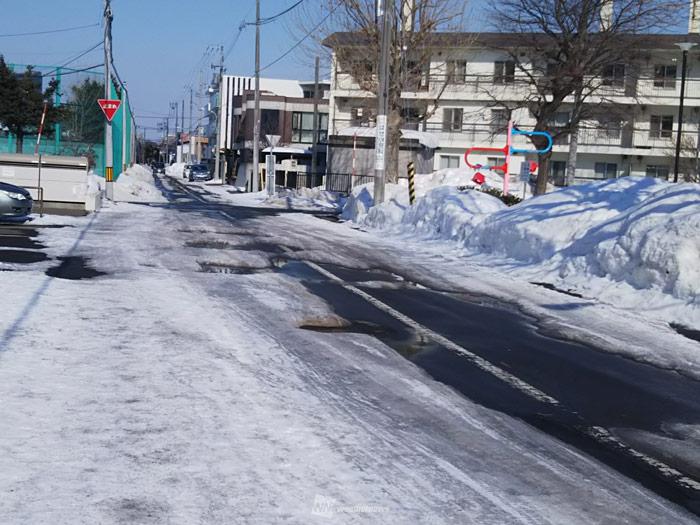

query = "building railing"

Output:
[[335, 71, 700, 101]]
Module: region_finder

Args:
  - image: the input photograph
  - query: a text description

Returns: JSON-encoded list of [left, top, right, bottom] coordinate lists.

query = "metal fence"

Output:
[[280, 171, 376, 195]]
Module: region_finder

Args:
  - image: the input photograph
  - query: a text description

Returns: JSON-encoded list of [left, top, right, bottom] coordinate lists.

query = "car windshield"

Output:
[[192, 165, 208, 172]]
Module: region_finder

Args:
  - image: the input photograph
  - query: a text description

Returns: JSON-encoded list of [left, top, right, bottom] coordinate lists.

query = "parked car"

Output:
[[189, 164, 212, 182], [182, 164, 192, 179], [152, 162, 166, 174], [0, 182, 32, 218]]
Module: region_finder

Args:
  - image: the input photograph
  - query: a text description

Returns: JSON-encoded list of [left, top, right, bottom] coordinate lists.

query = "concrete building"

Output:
[[324, 31, 700, 185], [207, 75, 329, 188]]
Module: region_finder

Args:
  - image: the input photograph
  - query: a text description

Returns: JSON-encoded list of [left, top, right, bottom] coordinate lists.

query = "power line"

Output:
[[0, 22, 100, 38], [57, 41, 103, 70], [42, 63, 103, 78], [259, 0, 304, 24], [259, 3, 337, 73]]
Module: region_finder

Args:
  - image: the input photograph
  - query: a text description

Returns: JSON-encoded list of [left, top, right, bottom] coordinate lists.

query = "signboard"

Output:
[[374, 115, 387, 171], [519, 161, 531, 182], [97, 99, 121, 122], [266, 154, 276, 197]]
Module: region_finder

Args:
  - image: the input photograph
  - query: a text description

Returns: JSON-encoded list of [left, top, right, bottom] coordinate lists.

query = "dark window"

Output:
[[442, 108, 463, 132], [490, 109, 509, 133], [646, 165, 670, 179], [439, 155, 460, 169], [602, 64, 626, 87], [597, 119, 622, 139], [494, 61, 515, 84], [446, 60, 467, 84], [551, 160, 568, 186], [260, 110, 279, 136], [650, 115, 673, 138], [350, 107, 374, 127], [594, 162, 617, 179], [292, 112, 328, 143], [653, 65, 677, 89]]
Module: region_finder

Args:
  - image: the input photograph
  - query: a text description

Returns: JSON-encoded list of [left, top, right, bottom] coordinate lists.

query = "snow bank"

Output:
[[343, 173, 700, 309], [264, 187, 345, 211], [564, 181, 700, 302], [109, 165, 166, 203], [165, 162, 186, 177]]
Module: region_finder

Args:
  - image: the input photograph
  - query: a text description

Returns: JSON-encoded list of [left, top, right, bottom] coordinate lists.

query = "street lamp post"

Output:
[[674, 42, 697, 183]]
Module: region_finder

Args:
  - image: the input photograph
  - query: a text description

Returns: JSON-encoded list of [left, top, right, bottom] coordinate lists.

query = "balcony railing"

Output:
[[335, 71, 700, 101]]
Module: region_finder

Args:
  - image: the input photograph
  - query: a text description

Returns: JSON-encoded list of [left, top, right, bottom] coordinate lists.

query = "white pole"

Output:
[[103, 0, 114, 200]]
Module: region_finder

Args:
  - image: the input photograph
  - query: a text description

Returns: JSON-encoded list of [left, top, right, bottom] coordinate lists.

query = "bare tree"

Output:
[[488, 0, 684, 194], [302, 0, 468, 182]]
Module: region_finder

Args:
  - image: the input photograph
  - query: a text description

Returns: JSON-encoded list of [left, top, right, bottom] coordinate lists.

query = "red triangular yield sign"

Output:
[[98, 99, 121, 122]]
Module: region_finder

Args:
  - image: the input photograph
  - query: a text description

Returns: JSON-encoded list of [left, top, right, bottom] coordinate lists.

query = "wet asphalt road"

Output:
[[153, 177, 700, 516], [3, 177, 700, 517]]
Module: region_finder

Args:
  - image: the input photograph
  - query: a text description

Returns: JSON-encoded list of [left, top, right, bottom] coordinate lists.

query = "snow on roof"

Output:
[[337, 126, 440, 149], [262, 146, 310, 154], [222, 75, 304, 98]]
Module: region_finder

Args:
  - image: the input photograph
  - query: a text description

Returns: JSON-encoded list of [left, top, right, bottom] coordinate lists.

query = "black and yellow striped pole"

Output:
[[407, 161, 416, 205]]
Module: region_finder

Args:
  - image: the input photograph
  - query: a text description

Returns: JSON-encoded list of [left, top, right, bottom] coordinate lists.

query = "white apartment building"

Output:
[[325, 32, 700, 184]]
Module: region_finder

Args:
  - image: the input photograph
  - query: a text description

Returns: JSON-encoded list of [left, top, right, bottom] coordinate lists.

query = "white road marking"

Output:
[[216, 200, 700, 494]]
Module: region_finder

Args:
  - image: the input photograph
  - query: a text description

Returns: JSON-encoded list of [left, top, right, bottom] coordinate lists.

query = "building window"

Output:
[[350, 107, 374, 127], [597, 118, 622, 139], [493, 61, 515, 84], [442, 108, 463, 132], [551, 161, 568, 185], [260, 110, 279, 136], [646, 165, 670, 179], [650, 115, 673, 138], [602, 64, 626, 87], [594, 162, 617, 179], [439, 155, 460, 169], [487, 156, 506, 169], [490, 109, 509, 133], [446, 60, 467, 84], [292, 112, 328, 143], [653, 65, 677, 89]]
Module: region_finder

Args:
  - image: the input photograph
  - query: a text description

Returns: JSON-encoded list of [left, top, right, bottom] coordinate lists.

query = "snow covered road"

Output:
[[0, 177, 697, 523]]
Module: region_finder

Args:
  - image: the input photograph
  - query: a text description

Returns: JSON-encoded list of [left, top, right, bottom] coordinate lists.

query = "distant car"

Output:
[[189, 164, 212, 182], [182, 164, 192, 179], [0, 182, 32, 218], [152, 162, 166, 174]]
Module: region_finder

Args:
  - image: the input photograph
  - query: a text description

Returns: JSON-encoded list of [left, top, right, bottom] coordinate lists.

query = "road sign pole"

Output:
[[103, 0, 114, 200]]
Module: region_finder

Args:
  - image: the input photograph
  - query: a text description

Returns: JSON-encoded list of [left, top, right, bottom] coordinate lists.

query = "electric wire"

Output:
[[259, 3, 338, 73], [0, 22, 100, 38]]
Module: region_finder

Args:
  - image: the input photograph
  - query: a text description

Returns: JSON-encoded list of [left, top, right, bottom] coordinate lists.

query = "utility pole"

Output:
[[171, 101, 178, 162], [165, 116, 169, 164], [122, 83, 127, 173], [189, 86, 194, 164], [252, 0, 261, 192], [311, 56, 321, 186], [214, 45, 225, 184], [373, 0, 392, 205], [674, 42, 696, 183], [103, 0, 114, 200]]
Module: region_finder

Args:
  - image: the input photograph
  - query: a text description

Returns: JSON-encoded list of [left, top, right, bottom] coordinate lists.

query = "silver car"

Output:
[[0, 182, 32, 217]]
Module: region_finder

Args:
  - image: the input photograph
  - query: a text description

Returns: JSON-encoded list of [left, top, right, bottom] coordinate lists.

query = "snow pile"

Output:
[[264, 187, 345, 211], [469, 177, 666, 263], [342, 168, 485, 223], [343, 173, 700, 306], [563, 181, 700, 302], [112, 164, 167, 202], [165, 162, 186, 177]]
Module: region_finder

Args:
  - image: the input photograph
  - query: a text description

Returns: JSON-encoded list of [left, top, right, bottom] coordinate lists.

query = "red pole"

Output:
[[35, 101, 48, 155]]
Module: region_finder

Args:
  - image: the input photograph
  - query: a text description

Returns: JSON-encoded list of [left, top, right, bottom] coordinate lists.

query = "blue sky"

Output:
[[0, 1, 690, 138], [0, 1, 335, 136]]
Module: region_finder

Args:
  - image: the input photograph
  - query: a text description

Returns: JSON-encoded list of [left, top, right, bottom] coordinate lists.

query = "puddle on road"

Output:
[[45, 256, 106, 280], [670, 323, 700, 344], [186, 240, 289, 254], [0, 249, 49, 264], [531, 281, 584, 299], [198, 261, 273, 274], [0, 235, 46, 250]]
